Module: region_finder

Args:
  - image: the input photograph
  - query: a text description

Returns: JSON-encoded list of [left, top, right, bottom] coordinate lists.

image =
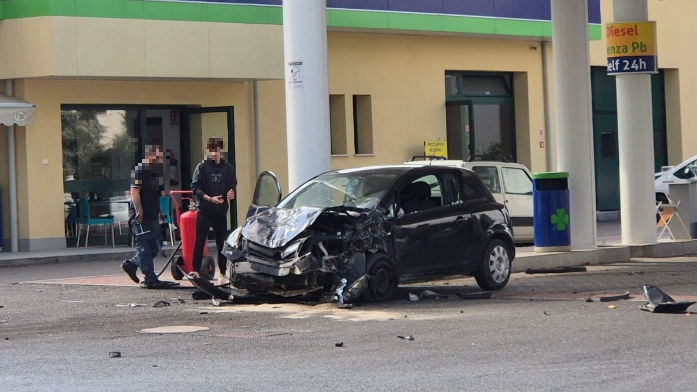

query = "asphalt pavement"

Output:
[[2, 251, 697, 391]]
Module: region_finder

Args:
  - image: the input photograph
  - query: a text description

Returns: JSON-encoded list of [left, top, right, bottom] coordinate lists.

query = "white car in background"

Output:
[[405, 156, 534, 244], [655, 154, 697, 203]]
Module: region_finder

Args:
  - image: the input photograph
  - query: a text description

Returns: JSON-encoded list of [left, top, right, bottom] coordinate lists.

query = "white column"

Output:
[[551, 0, 597, 249], [613, 0, 656, 245], [5, 79, 19, 252], [283, 0, 331, 190]]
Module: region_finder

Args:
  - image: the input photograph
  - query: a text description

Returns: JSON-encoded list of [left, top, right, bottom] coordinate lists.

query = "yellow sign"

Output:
[[424, 140, 447, 158], [606, 21, 657, 74]]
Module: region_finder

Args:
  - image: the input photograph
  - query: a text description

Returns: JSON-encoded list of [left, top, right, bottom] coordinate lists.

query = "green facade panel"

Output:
[[0, 0, 601, 40]]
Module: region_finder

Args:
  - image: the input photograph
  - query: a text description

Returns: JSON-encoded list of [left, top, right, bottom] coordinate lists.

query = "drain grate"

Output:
[[212, 330, 293, 339]]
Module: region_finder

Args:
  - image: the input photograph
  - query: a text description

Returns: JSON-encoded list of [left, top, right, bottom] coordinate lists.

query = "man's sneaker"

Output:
[[139, 280, 180, 289], [217, 274, 230, 286], [121, 261, 139, 284], [188, 271, 200, 279]]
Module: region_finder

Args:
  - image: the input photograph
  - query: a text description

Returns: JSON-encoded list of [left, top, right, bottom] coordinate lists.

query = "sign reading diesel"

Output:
[[606, 21, 657, 75]]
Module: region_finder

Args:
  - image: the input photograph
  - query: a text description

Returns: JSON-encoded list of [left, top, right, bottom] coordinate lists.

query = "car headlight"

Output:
[[223, 227, 243, 256], [281, 240, 303, 258]]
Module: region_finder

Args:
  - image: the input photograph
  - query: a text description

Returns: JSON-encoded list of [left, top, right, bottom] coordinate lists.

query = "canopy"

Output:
[[0, 93, 35, 126]]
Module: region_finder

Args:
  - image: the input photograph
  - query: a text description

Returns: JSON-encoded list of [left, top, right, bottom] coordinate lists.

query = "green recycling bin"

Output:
[[533, 172, 570, 252]]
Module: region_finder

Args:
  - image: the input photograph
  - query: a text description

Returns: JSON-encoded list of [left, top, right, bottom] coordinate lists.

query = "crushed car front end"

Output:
[[223, 206, 391, 298]]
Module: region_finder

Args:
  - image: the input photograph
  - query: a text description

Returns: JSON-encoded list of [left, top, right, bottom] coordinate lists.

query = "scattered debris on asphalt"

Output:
[[599, 291, 630, 302], [457, 291, 492, 300], [607, 305, 617, 309], [408, 293, 419, 301], [335, 342, 344, 348], [398, 335, 414, 341], [526, 267, 587, 274], [172, 298, 186, 304], [543, 311, 551, 316], [419, 290, 448, 300], [641, 284, 696, 313], [0, 320, 7, 324], [109, 352, 121, 358], [200, 312, 208, 315], [59, 300, 84, 303], [115, 303, 147, 308], [585, 298, 594, 302], [153, 301, 171, 308]]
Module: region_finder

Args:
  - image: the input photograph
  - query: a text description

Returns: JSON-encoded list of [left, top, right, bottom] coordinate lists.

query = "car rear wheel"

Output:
[[361, 254, 398, 303], [474, 239, 511, 290]]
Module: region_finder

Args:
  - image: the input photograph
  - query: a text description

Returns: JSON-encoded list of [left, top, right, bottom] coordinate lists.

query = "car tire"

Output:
[[201, 256, 216, 280], [474, 239, 512, 290], [171, 256, 184, 280], [361, 253, 398, 303]]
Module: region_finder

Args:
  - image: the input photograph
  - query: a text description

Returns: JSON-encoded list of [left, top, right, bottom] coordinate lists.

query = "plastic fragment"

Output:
[[398, 335, 414, 341], [153, 301, 171, 308], [607, 305, 617, 309], [109, 352, 121, 358]]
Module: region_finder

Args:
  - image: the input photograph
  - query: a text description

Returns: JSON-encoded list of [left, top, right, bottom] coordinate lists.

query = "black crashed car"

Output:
[[223, 164, 515, 302]]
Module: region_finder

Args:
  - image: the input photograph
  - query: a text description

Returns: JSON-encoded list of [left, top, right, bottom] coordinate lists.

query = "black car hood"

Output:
[[241, 206, 325, 248]]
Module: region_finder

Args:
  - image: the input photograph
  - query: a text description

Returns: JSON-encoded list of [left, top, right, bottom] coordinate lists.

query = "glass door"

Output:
[[181, 107, 237, 231], [446, 101, 473, 161]]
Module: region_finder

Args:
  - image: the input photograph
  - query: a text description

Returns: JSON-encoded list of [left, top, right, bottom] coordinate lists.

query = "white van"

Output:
[[405, 157, 534, 243]]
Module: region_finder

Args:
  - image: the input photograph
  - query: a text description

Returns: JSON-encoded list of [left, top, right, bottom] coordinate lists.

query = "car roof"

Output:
[[403, 159, 531, 172]]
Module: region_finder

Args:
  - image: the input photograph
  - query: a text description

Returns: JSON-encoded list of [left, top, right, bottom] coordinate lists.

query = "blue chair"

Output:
[[160, 196, 176, 246], [76, 198, 115, 248]]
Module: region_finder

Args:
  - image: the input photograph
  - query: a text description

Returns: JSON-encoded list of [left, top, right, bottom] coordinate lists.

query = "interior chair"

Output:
[[64, 203, 78, 237], [159, 196, 176, 246], [656, 197, 690, 240], [76, 197, 115, 248], [401, 181, 437, 214]]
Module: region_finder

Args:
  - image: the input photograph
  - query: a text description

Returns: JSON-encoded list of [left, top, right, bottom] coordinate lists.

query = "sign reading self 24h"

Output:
[[606, 21, 658, 75]]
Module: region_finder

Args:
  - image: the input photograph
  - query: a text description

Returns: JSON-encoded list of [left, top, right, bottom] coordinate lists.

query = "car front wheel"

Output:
[[474, 239, 511, 290], [361, 253, 398, 303]]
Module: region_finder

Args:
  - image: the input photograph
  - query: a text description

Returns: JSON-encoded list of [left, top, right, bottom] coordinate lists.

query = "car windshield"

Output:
[[278, 171, 400, 210]]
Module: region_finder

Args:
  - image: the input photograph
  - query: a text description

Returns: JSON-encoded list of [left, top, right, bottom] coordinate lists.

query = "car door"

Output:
[[246, 171, 283, 219], [390, 170, 469, 279], [500, 167, 534, 241]]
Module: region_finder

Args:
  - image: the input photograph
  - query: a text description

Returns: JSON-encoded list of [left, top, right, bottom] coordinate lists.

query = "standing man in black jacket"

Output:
[[191, 137, 237, 285]]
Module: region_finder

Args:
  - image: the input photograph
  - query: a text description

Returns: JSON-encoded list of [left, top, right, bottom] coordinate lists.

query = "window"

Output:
[[502, 168, 533, 195], [353, 95, 373, 155], [330, 95, 347, 155], [470, 166, 501, 194], [399, 175, 442, 214], [600, 132, 617, 159]]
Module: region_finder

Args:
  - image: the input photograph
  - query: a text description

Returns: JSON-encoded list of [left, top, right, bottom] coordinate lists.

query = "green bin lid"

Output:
[[532, 172, 569, 180]]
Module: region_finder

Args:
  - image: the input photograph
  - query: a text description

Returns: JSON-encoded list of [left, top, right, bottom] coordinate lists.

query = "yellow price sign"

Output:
[[424, 141, 447, 159]]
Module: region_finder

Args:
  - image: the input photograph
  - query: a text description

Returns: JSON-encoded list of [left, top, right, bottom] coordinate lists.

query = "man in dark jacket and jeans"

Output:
[[121, 144, 179, 289], [191, 137, 237, 285]]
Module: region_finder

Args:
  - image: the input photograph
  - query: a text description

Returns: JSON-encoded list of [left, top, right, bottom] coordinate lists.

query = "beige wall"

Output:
[[321, 32, 548, 172], [16, 79, 257, 250], [0, 17, 284, 80]]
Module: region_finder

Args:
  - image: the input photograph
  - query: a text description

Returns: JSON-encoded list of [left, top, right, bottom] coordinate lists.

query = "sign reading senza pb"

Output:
[[606, 21, 657, 75]]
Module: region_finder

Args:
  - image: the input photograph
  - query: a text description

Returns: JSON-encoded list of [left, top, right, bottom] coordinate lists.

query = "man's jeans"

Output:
[[124, 219, 162, 285]]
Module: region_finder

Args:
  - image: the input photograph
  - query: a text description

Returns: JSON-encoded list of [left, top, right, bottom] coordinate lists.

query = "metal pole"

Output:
[[5, 79, 19, 252], [551, 0, 598, 249], [541, 41, 555, 171], [253, 81, 261, 177], [282, 0, 331, 190], [613, 0, 656, 245]]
